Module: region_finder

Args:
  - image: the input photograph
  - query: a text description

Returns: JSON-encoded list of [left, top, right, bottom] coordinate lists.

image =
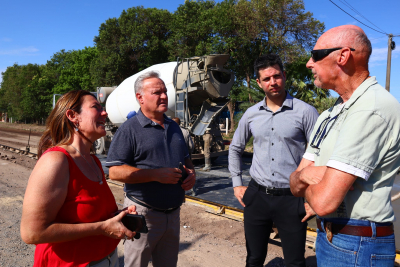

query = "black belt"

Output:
[[251, 179, 293, 196], [88, 249, 115, 266], [126, 194, 180, 214]]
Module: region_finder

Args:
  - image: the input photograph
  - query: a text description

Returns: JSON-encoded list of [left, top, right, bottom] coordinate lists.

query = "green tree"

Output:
[[92, 7, 172, 86], [285, 55, 330, 106], [44, 50, 71, 95], [0, 1, 327, 126], [0, 87, 6, 113], [0, 47, 98, 122], [237, 79, 265, 111], [46, 47, 98, 94], [226, 80, 249, 132], [213, 0, 261, 103], [166, 0, 216, 60], [91, 17, 124, 87], [0, 65, 20, 119], [0, 64, 42, 121], [313, 96, 338, 114], [213, 0, 325, 102], [21, 65, 55, 121]]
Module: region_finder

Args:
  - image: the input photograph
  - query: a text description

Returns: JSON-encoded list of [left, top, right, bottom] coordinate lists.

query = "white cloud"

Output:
[[369, 62, 385, 68], [369, 47, 400, 68], [1, 38, 12, 42], [345, 21, 359, 26], [0, 46, 39, 55], [369, 37, 386, 45], [370, 47, 388, 62], [370, 47, 400, 63]]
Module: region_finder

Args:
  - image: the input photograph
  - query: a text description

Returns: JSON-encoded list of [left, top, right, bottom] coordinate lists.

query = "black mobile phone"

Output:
[[178, 162, 188, 183], [121, 214, 149, 233]]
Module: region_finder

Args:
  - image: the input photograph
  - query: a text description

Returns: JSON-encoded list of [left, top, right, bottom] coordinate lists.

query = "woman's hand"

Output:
[[101, 210, 136, 240]]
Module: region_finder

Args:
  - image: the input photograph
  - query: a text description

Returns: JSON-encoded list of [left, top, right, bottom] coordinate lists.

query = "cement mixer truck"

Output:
[[95, 54, 234, 161]]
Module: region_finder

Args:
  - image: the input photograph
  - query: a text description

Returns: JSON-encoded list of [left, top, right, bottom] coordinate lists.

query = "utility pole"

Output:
[[385, 34, 395, 91]]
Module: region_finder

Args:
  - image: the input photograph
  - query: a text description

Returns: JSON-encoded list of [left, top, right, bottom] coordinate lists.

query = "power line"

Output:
[[329, 0, 388, 35], [338, 0, 387, 34]]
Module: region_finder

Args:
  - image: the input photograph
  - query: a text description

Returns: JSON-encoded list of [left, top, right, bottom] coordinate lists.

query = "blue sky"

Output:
[[1, 0, 399, 100]]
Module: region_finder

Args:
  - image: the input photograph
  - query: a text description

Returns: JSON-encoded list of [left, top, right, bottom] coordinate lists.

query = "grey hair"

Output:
[[134, 71, 161, 96], [330, 28, 372, 62]]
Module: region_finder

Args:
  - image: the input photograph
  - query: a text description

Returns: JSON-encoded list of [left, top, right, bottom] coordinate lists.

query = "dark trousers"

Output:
[[243, 180, 307, 267]]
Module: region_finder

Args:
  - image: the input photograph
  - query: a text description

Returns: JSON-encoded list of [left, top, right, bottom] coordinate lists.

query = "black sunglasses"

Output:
[[309, 113, 340, 150], [311, 47, 355, 62], [310, 98, 344, 150]]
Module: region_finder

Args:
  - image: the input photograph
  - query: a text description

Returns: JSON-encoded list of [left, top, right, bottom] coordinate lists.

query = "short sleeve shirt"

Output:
[[105, 109, 189, 209], [306, 77, 400, 222]]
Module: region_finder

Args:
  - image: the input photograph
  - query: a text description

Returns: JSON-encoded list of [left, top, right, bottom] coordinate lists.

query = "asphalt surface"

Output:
[[98, 154, 252, 210], [98, 154, 317, 230]]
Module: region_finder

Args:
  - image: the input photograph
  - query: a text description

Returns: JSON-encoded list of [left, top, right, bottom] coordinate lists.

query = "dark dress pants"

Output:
[[243, 180, 307, 267]]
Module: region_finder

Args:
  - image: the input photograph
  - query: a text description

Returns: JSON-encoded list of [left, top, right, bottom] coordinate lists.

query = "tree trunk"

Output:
[[246, 74, 254, 103], [227, 100, 236, 133]]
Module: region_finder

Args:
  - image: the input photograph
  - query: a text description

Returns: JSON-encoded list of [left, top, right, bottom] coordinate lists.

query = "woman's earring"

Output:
[[74, 123, 79, 132]]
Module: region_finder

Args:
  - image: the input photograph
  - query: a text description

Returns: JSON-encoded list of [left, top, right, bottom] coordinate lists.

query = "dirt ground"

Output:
[[0, 122, 318, 267], [0, 121, 46, 134], [0, 121, 46, 131]]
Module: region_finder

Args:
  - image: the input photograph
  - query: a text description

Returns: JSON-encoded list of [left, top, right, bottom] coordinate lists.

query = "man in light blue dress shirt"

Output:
[[229, 54, 319, 267]]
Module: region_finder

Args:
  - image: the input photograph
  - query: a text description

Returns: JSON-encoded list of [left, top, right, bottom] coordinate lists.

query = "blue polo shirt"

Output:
[[105, 109, 189, 209]]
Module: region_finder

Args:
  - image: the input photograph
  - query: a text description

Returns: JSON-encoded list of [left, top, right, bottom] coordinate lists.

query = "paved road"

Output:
[[98, 154, 253, 210]]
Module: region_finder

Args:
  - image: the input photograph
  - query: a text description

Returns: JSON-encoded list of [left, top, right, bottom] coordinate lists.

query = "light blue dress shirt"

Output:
[[229, 92, 319, 188]]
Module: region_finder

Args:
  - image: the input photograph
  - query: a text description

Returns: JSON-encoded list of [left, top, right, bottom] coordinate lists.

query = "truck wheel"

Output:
[[94, 136, 106, 155]]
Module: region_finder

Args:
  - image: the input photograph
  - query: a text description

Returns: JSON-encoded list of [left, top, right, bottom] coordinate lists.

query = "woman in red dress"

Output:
[[21, 90, 136, 267]]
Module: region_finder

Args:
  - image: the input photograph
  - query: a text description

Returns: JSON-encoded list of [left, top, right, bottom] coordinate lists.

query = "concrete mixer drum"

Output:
[[173, 54, 234, 160], [173, 55, 234, 132], [94, 54, 235, 161]]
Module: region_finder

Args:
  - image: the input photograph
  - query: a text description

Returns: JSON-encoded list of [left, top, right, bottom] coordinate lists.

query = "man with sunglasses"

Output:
[[229, 54, 319, 267], [290, 25, 400, 266]]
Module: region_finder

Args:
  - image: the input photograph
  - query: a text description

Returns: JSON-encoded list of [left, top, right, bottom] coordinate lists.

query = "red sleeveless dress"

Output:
[[33, 147, 120, 267]]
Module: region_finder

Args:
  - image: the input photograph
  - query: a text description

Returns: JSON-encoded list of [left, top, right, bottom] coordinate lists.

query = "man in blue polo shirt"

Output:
[[229, 54, 319, 267], [105, 71, 196, 267]]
